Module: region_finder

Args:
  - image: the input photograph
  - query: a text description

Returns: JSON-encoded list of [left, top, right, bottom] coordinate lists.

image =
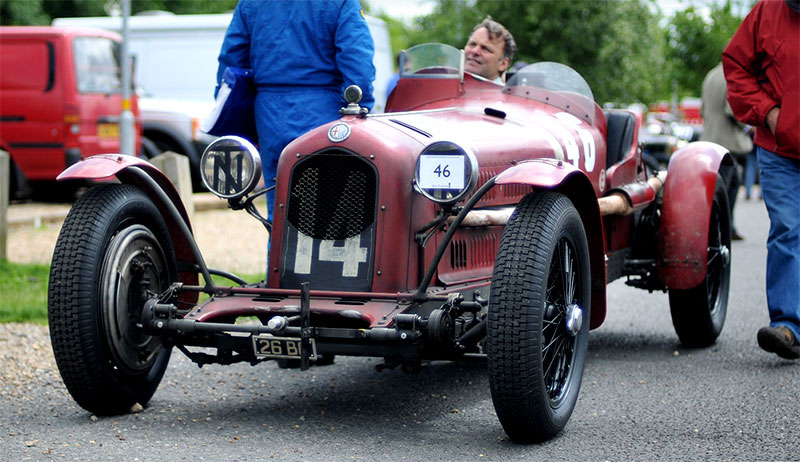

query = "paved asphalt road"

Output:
[[2, 194, 798, 461]]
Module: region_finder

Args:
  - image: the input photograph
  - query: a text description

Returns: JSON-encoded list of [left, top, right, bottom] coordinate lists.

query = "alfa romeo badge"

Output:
[[327, 123, 351, 143]]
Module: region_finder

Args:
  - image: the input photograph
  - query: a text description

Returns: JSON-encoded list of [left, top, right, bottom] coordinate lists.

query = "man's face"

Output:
[[464, 27, 509, 81]]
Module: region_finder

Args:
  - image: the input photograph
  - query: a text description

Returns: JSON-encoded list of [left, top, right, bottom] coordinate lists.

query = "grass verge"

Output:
[[0, 259, 263, 325], [0, 260, 50, 324]]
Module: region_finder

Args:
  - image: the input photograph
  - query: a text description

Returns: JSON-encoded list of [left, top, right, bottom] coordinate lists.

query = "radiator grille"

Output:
[[287, 152, 377, 240]]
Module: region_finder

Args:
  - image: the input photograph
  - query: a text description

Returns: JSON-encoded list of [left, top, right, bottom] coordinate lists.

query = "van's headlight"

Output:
[[414, 141, 478, 204], [200, 136, 261, 200]]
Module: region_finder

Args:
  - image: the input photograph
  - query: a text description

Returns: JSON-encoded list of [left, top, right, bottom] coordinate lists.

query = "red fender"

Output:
[[495, 159, 607, 329], [58, 154, 200, 290], [658, 141, 731, 290]]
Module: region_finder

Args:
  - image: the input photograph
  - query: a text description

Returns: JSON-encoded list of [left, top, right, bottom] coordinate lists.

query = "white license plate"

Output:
[[252, 335, 316, 359]]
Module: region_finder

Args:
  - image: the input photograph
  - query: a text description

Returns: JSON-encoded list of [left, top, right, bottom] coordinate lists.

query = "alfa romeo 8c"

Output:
[[49, 44, 732, 442]]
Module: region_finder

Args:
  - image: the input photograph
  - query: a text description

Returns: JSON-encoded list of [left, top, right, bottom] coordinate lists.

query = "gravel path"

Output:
[[2, 199, 269, 410], [2, 203, 271, 457], [6, 202, 269, 276], [0, 323, 58, 400]]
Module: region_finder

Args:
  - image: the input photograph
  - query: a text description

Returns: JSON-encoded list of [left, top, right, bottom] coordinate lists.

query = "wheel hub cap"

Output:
[[565, 303, 583, 337], [720, 244, 730, 266]]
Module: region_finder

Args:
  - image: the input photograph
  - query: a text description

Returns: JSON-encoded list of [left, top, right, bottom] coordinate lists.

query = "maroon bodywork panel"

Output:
[[658, 142, 730, 289]]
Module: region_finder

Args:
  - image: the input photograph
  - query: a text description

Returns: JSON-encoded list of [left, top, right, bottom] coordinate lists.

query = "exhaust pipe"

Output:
[[458, 171, 666, 226]]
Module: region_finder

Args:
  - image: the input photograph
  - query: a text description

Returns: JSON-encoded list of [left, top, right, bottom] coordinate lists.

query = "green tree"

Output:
[[377, 14, 412, 66], [665, 0, 751, 97], [405, 0, 670, 104], [0, 0, 51, 25], [408, 0, 482, 50]]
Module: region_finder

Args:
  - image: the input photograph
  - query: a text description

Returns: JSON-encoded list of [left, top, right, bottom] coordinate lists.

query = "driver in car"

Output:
[[464, 16, 517, 83]]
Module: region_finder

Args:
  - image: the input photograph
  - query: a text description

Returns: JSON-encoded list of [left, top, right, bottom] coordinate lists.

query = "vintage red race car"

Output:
[[48, 44, 732, 443]]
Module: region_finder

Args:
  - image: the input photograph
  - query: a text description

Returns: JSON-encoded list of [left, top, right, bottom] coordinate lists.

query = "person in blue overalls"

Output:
[[215, 0, 376, 223]]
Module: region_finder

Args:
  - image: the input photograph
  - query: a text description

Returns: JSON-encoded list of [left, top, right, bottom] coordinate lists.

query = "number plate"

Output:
[[252, 335, 316, 359], [97, 123, 120, 138]]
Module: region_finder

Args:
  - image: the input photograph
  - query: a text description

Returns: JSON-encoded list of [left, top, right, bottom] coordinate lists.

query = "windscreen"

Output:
[[506, 62, 594, 101], [73, 36, 122, 93], [399, 43, 462, 79]]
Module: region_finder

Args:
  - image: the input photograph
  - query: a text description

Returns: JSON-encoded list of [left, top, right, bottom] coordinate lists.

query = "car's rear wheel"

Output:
[[487, 191, 591, 443], [668, 174, 731, 347], [48, 184, 175, 414]]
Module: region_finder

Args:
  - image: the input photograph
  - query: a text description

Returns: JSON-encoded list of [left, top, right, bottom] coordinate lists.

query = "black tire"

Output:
[[7, 156, 32, 200], [668, 174, 731, 347], [140, 136, 161, 159], [48, 184, 176, 415], [487, 191, 591, 443]]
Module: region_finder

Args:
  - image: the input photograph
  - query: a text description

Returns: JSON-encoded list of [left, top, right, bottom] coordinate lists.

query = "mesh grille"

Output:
[[287, 152, 377, 240]]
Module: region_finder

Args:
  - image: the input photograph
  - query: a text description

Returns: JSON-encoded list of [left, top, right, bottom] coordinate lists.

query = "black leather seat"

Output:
[[604, 110, 635, 168]]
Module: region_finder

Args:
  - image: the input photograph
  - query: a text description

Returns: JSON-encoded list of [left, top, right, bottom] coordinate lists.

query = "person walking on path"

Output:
[[723, 0, 800, 359], [700, 62, 752, 240]]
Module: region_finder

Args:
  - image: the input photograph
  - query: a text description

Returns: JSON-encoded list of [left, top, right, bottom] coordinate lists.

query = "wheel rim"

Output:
[[705, 202, 730, 315], [542, 237, 582, 406], [101, 224, 169, 376]]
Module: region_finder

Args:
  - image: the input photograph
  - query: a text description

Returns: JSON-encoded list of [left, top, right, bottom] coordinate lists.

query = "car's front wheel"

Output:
[[48, 184, 175, 415], [487, 191, 591, 443]]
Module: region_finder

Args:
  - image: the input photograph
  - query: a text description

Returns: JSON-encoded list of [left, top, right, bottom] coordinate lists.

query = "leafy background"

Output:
[[0, 0, 753, 105]]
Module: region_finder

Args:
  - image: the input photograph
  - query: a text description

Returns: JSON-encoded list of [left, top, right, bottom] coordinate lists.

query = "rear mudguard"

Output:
[[495, 159, 607, 329], [57, 154, 201, 289], [657, 141, 731, 290]]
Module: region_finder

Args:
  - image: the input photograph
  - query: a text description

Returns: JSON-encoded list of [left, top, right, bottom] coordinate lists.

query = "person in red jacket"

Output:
[[723, 0, 800, 360]]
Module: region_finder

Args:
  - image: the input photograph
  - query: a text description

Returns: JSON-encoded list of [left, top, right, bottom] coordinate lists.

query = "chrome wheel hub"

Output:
[[565, 303, 583, 337]]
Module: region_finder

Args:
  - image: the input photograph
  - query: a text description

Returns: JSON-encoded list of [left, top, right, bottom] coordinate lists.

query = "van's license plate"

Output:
[[252, 335, 316, 359], [97, 123, 119, 138]]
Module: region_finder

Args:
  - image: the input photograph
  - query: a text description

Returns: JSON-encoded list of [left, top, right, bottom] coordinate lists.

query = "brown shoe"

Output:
[[757, 326, 800, 360]]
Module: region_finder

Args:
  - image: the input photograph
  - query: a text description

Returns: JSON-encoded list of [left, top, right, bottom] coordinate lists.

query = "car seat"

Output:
[[604, 110, 635, 168]]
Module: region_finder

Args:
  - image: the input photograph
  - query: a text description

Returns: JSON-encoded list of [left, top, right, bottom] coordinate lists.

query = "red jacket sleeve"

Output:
[[722, 1, 779, 128]]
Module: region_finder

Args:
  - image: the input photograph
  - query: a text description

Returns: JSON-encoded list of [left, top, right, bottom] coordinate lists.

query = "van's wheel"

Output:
[[487, 191, 591, 443], [140, 136, 161, 159], [48, 184, 175, 415], [668, 174, 731, 347], [7, 157, 32, 200]]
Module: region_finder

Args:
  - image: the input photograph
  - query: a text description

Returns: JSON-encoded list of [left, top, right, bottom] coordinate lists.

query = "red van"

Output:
[[0, 26, 141, 197]]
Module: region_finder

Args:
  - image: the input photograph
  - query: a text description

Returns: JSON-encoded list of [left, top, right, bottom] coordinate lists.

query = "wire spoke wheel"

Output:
[[487, 191, 590, 443], [543, 239, 579, 404]]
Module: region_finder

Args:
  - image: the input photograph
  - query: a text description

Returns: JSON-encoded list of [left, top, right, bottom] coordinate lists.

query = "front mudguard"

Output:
[[657, 142, 731, 290], [57, 154, 201, 290], [495, 159, 607, 329]]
